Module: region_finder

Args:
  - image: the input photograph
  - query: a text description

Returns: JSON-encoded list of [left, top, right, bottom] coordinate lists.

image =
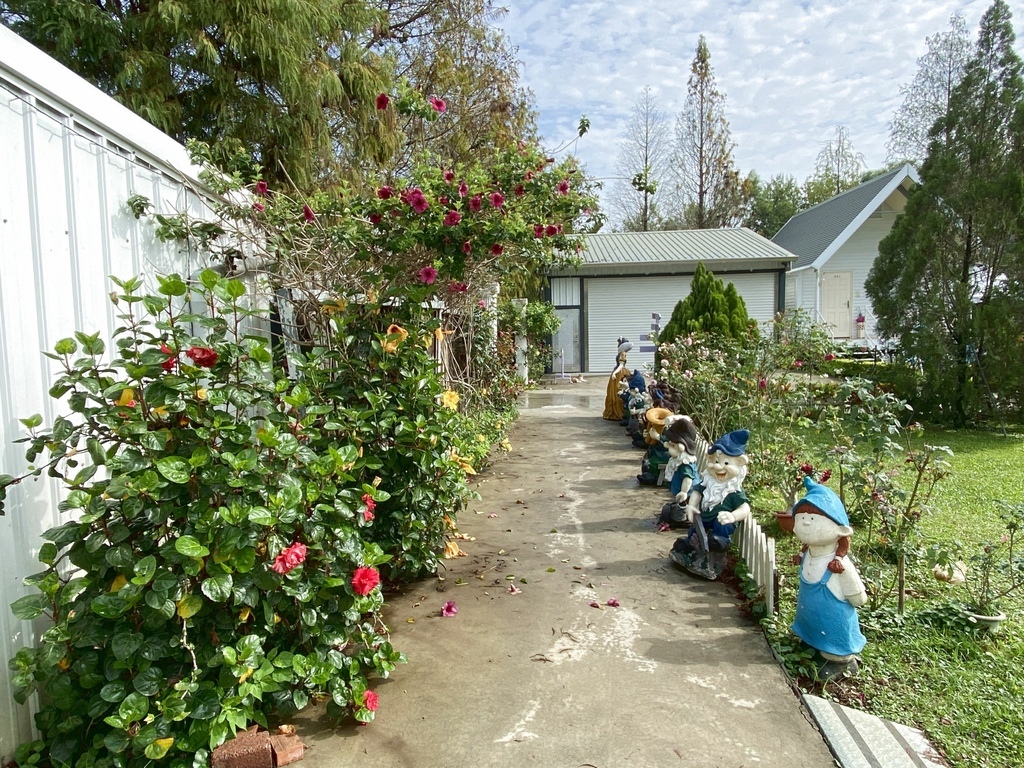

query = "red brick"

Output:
[[211, 730, 273, 768], [270, 733, 305, 766]]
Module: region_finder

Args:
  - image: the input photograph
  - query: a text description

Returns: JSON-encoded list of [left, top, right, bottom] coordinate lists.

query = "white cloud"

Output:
[[500, 0, 1021, 225]]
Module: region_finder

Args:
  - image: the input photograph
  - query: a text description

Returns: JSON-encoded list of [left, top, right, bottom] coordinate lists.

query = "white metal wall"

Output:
[[584, 273, 780, 373], [0, 28, 215, 760]]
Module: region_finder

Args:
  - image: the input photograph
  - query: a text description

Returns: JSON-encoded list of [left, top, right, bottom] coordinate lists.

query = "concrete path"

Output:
[[293, 377, 837, 767]]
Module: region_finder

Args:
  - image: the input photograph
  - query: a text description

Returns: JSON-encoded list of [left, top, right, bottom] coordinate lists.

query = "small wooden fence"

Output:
[[738, 516, 777, 615]]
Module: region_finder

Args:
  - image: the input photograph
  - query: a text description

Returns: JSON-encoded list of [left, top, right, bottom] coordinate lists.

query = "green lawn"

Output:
[[756, 427, 1024, 768]]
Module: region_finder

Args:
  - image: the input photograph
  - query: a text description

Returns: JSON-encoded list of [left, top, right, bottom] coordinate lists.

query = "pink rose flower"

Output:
[[443, 210, 462, 226], [363, 690, 379, 711], [352, 566, 381, 596], [418, 266, 439, 284], [376, 93, 390, 110], [271, 542, 307, 575]]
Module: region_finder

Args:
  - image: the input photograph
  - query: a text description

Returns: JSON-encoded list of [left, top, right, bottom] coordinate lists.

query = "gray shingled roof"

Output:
[[772, 165, 917, 269], [570, 227, 796, 266]]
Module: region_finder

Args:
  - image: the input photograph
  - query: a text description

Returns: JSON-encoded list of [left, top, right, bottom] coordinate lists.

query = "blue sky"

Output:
[[500, 0, 1023, 225]]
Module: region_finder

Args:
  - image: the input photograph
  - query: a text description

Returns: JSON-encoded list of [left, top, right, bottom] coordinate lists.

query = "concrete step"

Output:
[[804, 694, 947, 768]]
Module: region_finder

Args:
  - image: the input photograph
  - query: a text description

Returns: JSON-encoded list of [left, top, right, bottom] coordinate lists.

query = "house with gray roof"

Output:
[[773, 164, 920, 342], [546, 228, 794, 373]]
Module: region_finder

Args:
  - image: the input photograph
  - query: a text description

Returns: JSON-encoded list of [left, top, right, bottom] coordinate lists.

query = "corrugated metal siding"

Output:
[[550, 277, 580, 306], [583, 272, 779, 372], [0, 58, 215, 760], [576, 227, 796, 265]]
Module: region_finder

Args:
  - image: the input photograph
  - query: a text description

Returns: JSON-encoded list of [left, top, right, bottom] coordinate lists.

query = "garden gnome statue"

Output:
[[669, 429, 751, 578], [603, 338, 632, 421], [658, 416, 700, 530], [636, 407, 672, 485], [791, 477, 867, 680], [626, 387, 651, 441], [621, 369, 646, 425]]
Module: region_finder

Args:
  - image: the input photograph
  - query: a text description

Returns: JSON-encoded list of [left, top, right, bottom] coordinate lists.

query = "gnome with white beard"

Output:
[[670, 429, 751, 565]]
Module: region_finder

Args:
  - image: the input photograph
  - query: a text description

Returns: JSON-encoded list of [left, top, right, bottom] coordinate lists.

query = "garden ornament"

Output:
[[626, 388, 652, 440], [621, 369, 647, 426], [637, 407, 673, 485], [602, 337, 632, 421], [669, 429, 751, 579], [658, 416, 700, 530], [790, 476, 867, 680]]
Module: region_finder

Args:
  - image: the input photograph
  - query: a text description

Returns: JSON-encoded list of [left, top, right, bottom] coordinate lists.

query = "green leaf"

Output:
[[155, 457, 191, 484], [198, 269, 221, 289], [87, 438, 107, 465], [38, 543, 58, 565], [225, 279, 246, 299], [188, 688, 220, 720], [10, 593, 48, 620], [111, 632, 143, 660], [19, 414, 43, 429], [157, 275, 188, 297], [133, 555, 158, 584], [201, 573, 233, 603], [145, 737, 174, 759], [118, 692, 149, 723], [176, 594, 203, 619], [175, 536, 209, 558], [54, 338, 78, 355]]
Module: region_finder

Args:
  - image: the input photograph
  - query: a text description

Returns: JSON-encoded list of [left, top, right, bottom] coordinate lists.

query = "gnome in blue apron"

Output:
[[657, 415, 700, 530], [791, 476, 868, 680]]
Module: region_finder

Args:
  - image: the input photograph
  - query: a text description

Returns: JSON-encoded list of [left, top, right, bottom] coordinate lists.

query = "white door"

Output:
[[552, 308, 581, 373], [821, 272, 853, 338]]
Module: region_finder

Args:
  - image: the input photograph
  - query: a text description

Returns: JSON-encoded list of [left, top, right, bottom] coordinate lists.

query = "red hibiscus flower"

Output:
[[160, 344, 177, 372], [351, 566, 380, 596], [185, 346, 218, 368], [375, 93, 390, 110], [377, 185, 393, 200], [443, 210, 462, 226], [489, 192, 504, 208], [271, 542, 307, 575]]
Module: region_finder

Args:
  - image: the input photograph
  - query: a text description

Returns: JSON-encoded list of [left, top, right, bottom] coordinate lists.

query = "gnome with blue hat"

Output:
[[670, 429, 752, 564], [791, 476, 868, 680]]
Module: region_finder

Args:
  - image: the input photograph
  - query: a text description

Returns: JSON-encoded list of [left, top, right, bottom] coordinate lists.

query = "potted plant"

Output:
[[929, 503, 1024, 630]]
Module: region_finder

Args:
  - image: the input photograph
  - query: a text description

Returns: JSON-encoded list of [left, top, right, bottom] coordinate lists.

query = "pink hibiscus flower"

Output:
[[418, 266, 439, 284]]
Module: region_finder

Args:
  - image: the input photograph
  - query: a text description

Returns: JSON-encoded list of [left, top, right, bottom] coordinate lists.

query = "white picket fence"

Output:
[[738, 516, 777, 615], [0, 26, 225, 761]]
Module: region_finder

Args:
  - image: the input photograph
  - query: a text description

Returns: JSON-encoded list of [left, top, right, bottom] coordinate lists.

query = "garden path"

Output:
[[292, 376, 837, 767]]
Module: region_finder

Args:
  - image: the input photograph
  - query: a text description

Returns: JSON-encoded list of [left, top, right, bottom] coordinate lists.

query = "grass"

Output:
[[754, 427, 1024, 768]]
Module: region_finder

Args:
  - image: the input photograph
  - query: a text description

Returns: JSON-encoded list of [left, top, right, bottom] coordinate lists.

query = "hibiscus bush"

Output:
[[6, 274, 404, 767]]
